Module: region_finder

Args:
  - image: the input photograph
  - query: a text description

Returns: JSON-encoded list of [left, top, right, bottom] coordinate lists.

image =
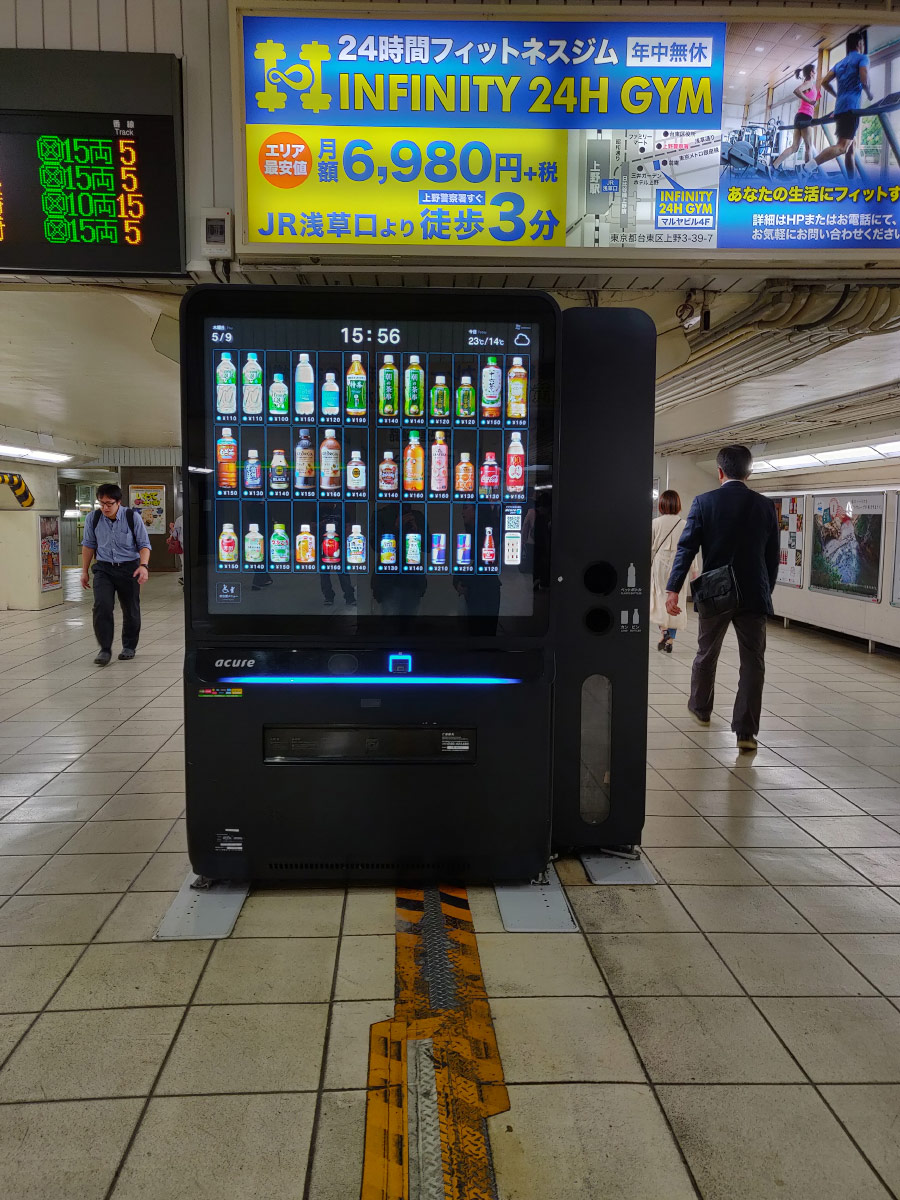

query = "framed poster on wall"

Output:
[[772, 495, 804, 588], [892, 493, 900, 609], [810, 493, 884, 602], [129, 485, 166, 536], [39, 514, 61, 591]]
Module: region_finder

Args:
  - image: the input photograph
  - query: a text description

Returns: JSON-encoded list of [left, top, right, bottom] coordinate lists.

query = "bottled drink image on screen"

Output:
[[482, 527, 496, 564], [347, 450, 366, 491], [430, 375, 450, 418], [406, 532, 422, 566], [347, 353, 366, 416], [347, 524, 366, 564], [456, 374, 476, 419], [244, 523, 264, 563], [296, 524, 316, 565], [243, 448, 262, 490], [378, 355, 399, 416], [380, 531, 397, 565], [507, 356, 528, 419], [431, 430, 449, 491], [294, 429, 315, 488], [404, 432, 424, 492], [268, 373, 289, 417], [405, 355, 424, 417], [479, 450, 500, 498], [322, 523, 340, 564], [270, 522, 290, 564], [321, 372, 340, 419], [216, 428, 237, 489], [320, 429, 341, 490], [481, 357, 502, 419], [455, 452, 475, 493], [378, 450, 398, 493], [269, 448, 289, 491], [506, 431, 525, 494], [216, 352, 236, 414], [242, 353, 263, 414], [218, 523, 237, 562], [294, 353, 314, 417]]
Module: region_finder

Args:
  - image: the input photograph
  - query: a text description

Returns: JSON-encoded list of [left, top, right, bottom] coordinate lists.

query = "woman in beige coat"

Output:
[[650, 490, 696, 653]]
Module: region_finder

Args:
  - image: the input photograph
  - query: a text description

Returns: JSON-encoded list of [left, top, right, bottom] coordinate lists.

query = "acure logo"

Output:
[[215, 658, 256, 668]]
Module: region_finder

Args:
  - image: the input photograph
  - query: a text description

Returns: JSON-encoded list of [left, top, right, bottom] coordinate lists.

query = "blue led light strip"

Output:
[[220, 675, 520, 686]]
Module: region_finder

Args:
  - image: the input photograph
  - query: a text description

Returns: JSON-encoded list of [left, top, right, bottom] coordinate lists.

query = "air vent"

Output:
[[267, 860, 471, 872]]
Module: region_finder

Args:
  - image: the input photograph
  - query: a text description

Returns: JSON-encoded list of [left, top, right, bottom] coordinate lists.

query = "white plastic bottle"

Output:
[[347, 449, 366, 491], [322, 371, 340, 418], [268, 373, 289, 416], [242, 353, 263, 414], [216, 352, 236, 414], [244, 523, 264, 563], [347, 524, 366, 564], [294, 353, 314, 416]]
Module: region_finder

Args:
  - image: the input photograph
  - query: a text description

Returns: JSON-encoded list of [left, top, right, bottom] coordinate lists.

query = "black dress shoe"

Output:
[[94, 650, 111, 666], [118, 649, 136, 660]]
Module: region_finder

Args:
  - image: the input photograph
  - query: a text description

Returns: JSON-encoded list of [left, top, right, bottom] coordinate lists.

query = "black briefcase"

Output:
[[690, 564, 740, 619]]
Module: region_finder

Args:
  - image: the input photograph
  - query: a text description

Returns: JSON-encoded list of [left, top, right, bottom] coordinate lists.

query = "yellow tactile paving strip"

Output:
[[361, 886, 509, 1200]]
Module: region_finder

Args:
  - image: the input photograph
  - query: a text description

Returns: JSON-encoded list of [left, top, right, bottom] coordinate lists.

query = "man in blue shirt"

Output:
[[81, 483, 152, 666], [803, 31, 873, 177]]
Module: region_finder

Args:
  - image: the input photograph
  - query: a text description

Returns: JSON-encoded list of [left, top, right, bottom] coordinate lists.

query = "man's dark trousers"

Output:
[[92, 562, 141, 653], [691, 609, 767, 737]]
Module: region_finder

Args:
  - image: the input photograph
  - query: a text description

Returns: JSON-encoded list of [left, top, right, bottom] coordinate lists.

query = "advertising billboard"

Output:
[[773, 494, 805, 588], [235, 11, 900, 257], [810, 492, 884, 601]]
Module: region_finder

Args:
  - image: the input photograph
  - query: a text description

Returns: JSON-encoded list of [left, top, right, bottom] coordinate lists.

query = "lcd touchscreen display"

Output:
[[203, 313, 549, 621]]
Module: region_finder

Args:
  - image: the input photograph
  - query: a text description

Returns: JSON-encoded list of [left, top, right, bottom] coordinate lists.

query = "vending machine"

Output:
[[181, 287, 655, 883]]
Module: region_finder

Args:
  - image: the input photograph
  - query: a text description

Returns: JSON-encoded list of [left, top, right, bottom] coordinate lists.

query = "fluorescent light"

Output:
[[188, 466, 214, 474], [751, 460, 775, 473], [62, 508, 80, 518], [768, 454, 821, 469], [815, 446, 881, 464], [873, 441, 900, 456], [0, 443, 72, 464]]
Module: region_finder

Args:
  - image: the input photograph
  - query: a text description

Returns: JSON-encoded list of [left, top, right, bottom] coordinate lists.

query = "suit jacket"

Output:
[[666, 481, 780, 616]]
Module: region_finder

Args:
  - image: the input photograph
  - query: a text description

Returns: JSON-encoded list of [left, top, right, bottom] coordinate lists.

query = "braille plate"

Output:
[[494, 862, 578, 932]]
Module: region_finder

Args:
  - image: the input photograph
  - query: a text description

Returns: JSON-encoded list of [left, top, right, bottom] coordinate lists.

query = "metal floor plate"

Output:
[[494, 863, 578, 932], [580, 852, 658, 885], [155, 874, 250, 940]]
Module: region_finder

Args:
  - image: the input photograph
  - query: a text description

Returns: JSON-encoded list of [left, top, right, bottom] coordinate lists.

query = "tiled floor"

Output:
[[1, 574, 900, 1198]]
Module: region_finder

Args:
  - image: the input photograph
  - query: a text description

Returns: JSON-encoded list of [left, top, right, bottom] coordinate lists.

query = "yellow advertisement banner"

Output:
[[245, 124, 566, 248]]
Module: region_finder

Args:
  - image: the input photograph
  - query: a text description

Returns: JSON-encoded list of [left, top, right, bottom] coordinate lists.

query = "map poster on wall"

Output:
[[892, 493, 900, 608], [811, 492, 884, 602], [39, 514, 61, 591], [773, 495, 804, 587], [129, 485, 166, 536]]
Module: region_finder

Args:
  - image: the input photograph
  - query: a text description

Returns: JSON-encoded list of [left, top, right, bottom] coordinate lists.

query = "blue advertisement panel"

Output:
[[242, 16, 725, 130]]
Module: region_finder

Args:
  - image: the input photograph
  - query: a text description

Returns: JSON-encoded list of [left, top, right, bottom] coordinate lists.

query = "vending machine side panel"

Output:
[[552, 307, 656, 850]]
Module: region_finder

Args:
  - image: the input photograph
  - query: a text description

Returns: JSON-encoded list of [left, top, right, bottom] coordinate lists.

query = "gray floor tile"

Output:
[[760, 789, 863, 816], [306, 1091, 366, 1200], [706, 817, 819, 847], [196, 937, 337, 1004], [776, 887, 900, 933], [740, 848, 869, 885], [2, 794, 109, 822], [672, 885, 813, 933], [0, 855, 50, 892], [18, 852, 149, 894], [834, 848, 900, 885], [758, 996, 900, 1081], [569, 885, 697, 933], [658, 1085, 891, 1200], [491, 996, 643, 1082], [678, 791, 780, 817], [620, 996, 804, 1082], [793, 816, 900, 848], [0, 893, 120, 945], [588, 933, 741, 996], [49, 941, 209, 1009], [820, 1085, 900, 1195], [644, 847, 765, 884], [826, 935, 900, 994], [640, 816, 727, 846], [323, 1000, 393, 1090], [709, 933, 877, 996], [478, 934, 606, 997]]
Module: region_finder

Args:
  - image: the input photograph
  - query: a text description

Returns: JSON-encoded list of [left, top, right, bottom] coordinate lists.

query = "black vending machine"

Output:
[[181, 287, 656, 883]]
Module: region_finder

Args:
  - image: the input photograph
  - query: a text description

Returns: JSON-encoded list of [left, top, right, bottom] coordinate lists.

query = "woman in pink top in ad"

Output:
[[771, 64, 820, 170]]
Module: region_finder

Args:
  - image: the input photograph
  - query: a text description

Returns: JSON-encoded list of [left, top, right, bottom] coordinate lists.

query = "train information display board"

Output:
[[0, 111, 183, 274], [201, 304, 551, 631]]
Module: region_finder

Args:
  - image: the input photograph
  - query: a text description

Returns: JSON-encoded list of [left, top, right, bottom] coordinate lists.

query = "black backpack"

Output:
[[91, 506, 140, 550]]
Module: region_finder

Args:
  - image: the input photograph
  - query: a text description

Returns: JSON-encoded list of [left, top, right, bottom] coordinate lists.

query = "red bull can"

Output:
[[431, 533, 447, 565], [456, 533, 472, 566]]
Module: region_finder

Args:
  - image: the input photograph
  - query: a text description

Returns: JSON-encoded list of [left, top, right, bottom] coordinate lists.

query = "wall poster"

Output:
[[773, 494, 804, 587], [810, 492, 884, 601], [129, 485, 166, 535], [236, 12, 900, 255], [39, 514, 61, 591]]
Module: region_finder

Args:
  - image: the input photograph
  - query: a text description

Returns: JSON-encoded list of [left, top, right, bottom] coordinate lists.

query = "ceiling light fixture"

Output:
[[0, 443, 72, 464], [815, 446, 882, 464], [768, 454, 821, 470], [873, 441, 900, 456]]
